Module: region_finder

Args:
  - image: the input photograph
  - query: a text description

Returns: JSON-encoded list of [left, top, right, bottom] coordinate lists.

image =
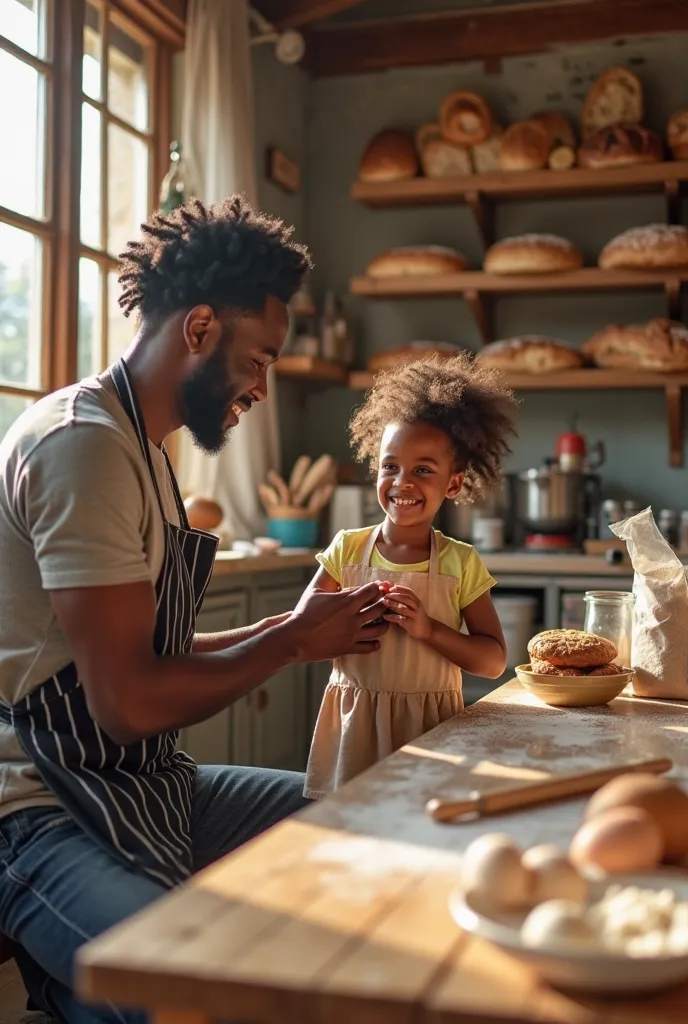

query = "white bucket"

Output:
[[493, 595, 538, 668]]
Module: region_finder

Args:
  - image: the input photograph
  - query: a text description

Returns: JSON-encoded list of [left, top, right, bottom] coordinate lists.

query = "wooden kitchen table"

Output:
[[77, 681, 688, 1024]]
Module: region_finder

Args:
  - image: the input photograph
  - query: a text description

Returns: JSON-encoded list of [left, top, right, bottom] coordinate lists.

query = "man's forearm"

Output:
[[192, 612, 291, 654], [110, 618, 300, 744]]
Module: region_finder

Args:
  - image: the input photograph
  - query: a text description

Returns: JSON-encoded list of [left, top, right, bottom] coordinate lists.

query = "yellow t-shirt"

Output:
[[316, 526, 496, 620]]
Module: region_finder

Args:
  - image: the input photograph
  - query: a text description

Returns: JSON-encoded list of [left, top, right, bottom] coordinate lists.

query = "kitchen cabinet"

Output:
[[177, 590, 248, 765], [238, 585, 309, 773]]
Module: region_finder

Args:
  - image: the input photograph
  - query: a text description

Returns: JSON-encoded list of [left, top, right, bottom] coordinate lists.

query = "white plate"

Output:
[[449, 871, 688, 994]]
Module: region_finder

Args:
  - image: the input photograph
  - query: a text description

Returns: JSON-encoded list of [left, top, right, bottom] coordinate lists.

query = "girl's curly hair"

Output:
[[350, 352, 518, 503], [117, 195, 312, 319]]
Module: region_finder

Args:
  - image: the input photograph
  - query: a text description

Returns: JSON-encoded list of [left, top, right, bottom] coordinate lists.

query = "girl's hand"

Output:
[[384, 585, 432, 641]]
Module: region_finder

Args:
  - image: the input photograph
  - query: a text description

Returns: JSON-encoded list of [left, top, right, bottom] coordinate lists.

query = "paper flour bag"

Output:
[[611, 507, 688, 699]]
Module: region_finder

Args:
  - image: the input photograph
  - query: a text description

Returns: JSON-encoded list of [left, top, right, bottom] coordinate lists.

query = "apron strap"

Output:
[[110, 359, 190, 530], [362, 523, 440, 573]]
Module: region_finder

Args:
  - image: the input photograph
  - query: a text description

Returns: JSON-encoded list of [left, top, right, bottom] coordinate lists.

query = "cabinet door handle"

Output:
[[256, 688, 270, 713]]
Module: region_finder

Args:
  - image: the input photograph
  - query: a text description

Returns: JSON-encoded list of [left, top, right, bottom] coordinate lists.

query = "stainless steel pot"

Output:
[[517, 466, 583, 534]]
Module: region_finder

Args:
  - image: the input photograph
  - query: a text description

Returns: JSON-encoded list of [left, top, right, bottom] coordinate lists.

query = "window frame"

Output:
[[0, 0, 176, 422]]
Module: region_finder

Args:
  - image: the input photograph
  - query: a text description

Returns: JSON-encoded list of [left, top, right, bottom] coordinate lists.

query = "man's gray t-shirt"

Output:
[[0, 372, 180, 818]]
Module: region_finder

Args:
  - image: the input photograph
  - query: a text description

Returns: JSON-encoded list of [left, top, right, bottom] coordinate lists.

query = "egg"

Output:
[[461, 833, 533, 909], [521, 899, 596, 948], [521, 844, 588, 904], [570, 806, 664, 874], [585, 773, 688, 863]]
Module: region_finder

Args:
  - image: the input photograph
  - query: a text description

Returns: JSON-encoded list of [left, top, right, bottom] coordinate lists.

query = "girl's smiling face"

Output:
[[377, 421, 465, 526]]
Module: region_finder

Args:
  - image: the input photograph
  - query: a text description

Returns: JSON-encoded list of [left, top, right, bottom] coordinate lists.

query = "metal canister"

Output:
[[599, 499, 622, 539], [658, 509, 678, 547]]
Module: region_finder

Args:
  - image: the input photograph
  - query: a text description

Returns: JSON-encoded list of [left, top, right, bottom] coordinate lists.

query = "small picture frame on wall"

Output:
[[266, 147, 300, 195]]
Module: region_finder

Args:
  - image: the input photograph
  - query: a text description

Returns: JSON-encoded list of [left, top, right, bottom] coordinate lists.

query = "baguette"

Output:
[[307, 483, 335, 515], [266, 469, 290, 506], [258, 483, 280, 514], [294, 454, 336, 506], [288, 455, 311, 499]]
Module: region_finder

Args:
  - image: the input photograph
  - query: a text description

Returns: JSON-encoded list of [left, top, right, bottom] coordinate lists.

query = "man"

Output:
[[0, 196, 388, 1023]]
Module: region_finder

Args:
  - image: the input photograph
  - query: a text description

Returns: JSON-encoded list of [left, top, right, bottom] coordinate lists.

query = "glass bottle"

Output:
[[583, 591, 633, 668], [159, 141, 189, 214], [320, 290, 338, 362]]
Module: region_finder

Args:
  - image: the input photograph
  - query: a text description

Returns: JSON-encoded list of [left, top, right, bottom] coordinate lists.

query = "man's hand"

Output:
[[383, 585, 432, 640], [285, 582, 389, 662]]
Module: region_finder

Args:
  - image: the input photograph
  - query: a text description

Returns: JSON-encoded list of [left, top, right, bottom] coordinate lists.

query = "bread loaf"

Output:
[[599, 224, 688, 270], [667, 110, 688, 160], [531, 111, 576, 149], [366, 246, 469, 278], [438, 90, 492, 146], [498, 120, 550, 171], [578, 123, 663, 169], [471, 127, 503, 174], [358, 129, 419, 183], [582, 66, 644, 138], [420, 137, 472, 178], [368, 342, 460, 372], [478, 336, 583, 374], [582, 318, 688, 372], [484, 234, 583, 275], [416, 123, 442, 152]]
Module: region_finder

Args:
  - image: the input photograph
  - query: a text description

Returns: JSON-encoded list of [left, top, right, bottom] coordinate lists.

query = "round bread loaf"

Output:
[[183, 496, 224, 531], [358, 129, 419, 183], [366, 246, 469, 277], [531, 110, 576, 149], [530, 658, 584, 677], [478, 336, 583, 374], [420, 138, 472, 178], [667, 110, 688, 160], [416, 122, 442, 152], [599, 224, 688, 270], [582, 318, 688, 372], [471, 127, 503, 174], [528, 629, 617, 668], [367, 342, 459, 373], [578, 123, 663, 169], [439, 90, 492, 146], [587, 663, 624, 676], [484, 234, 583, 275], [582, 66, 644, 138], [498, 120, 550, 171]]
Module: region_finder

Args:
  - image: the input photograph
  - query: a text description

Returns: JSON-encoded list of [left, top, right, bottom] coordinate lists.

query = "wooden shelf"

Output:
[[275, 355, 348, 385], [350, 368, 688, 468], [351, 162, 688, 209], [350, 268, 688, 298]]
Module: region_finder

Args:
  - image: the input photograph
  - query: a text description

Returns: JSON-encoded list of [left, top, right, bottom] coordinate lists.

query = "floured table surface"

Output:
[[77, 681, 688, 1024]]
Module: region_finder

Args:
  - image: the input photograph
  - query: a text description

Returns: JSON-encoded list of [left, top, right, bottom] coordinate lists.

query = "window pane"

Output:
[[108, 271, 130, 363], [108, 123, 148, 257], [77, 258, 102, 378], [83, 2, 102, 101], [0, 0, 47, 58], [80, 102, 102, 247], [0, 223, 42, 388], [0, 393, 32, 441], [0, 49, 46, 219], [108, 18, 148, 131]]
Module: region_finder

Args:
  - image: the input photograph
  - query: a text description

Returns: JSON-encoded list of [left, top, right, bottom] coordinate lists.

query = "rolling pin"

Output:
[[426, 756, 673, 824]]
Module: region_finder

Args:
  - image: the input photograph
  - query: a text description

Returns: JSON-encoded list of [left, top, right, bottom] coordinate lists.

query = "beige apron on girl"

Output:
[[305, 524, 463, 799]]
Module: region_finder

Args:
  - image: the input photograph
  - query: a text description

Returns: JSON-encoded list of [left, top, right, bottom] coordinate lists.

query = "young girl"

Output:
[[304, 353, 517, 799]]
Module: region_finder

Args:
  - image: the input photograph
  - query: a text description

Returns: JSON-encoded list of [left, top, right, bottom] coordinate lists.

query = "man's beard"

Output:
[[181, 342, 237, 455]]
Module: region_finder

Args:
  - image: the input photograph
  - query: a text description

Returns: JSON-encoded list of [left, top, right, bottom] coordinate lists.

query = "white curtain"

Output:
[[177, 0, 281, 539]]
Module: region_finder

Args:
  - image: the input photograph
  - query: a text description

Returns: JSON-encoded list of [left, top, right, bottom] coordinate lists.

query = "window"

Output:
[[0, 0, 173, 439]]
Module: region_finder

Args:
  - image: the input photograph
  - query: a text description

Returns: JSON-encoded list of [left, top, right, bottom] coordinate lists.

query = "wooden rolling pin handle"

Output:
[[426, 756, 673, 824]]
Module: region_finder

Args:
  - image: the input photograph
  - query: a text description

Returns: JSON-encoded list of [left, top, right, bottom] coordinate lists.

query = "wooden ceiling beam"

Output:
[[255, 0, 367, 30], [304, 0, 688, 77]]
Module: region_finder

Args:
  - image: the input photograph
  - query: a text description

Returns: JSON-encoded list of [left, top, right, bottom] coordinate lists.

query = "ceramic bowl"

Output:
[[449, 871, 688, 994], [515, 664, 633, 707]]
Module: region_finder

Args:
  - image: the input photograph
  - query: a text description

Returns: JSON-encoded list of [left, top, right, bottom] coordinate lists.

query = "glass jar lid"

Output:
[[584, 590, 633, 604]]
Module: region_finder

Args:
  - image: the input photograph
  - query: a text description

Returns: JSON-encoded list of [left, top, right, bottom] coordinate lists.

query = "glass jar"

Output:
[[583, 591, 633, 668]]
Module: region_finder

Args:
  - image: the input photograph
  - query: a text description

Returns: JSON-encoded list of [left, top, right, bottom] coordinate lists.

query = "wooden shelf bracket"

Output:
[[464, 289, 493, 344], [465, 189, 495, 249], [664, 179, 681, 225], [664, 278, 682, 320], [665, 383, 684, 468]]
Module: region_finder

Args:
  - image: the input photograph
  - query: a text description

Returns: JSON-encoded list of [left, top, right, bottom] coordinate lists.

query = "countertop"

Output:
[[212, 548, 634, 578], [78, 680, 688, 1024]]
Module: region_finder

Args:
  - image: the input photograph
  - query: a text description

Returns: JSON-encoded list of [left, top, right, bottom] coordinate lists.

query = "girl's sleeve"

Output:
[[315, 530, 346, 585], [459, 546, 497, 610]]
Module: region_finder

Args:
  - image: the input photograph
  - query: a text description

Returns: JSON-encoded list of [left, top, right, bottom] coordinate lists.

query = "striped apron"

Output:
[[0, 359, 218, 888]]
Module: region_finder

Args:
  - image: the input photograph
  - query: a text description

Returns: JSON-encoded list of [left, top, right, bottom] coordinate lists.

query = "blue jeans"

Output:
[[0, 764, 310, 1023]]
